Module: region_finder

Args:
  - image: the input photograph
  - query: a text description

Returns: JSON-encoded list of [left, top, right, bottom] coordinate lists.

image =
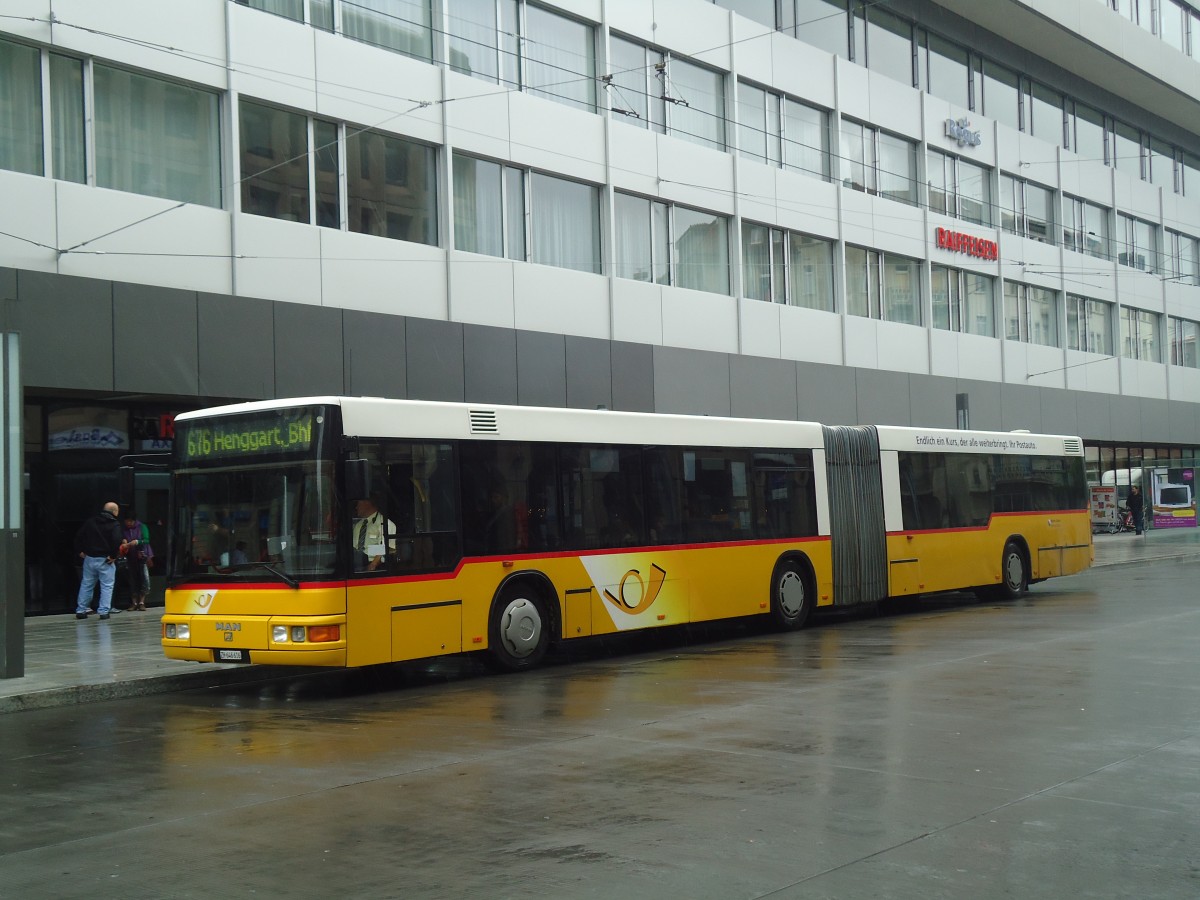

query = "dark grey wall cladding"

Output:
[[14, 271, 114, 391], [6, 269, 1200, 443], [463, 323, 517, 405], [343, 309, 406, 399], [730, 355, 799, 421], [516, 331, 566, 407], [198, 292, 274, 400], [797, 361, 856, 425], [0, 267, 16, 300], [855, 369, 912, 426], [652, 346, 731, 417], [565, 335, 612, 411], [611, 341, 654, 413], [909, 374, 961, 430], [405, 317, 464, 402], [274, 303, 343, 397], [114, 282, 198, 396]]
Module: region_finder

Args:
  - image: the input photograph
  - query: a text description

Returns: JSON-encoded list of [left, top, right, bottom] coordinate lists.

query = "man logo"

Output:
[[603, 563, 667, 615]]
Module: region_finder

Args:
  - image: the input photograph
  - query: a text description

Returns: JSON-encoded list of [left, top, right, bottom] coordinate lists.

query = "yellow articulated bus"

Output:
[[162, 398, 1091, 670]]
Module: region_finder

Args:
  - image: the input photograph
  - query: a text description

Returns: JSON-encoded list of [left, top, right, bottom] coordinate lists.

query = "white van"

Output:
[[1100, 468, 1141, 507]]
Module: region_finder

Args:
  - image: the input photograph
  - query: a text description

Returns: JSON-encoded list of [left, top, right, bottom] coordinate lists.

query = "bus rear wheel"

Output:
[[770, 561, 813, 631], [488, 583, 550, 671], [997, 541, 1028, 600]]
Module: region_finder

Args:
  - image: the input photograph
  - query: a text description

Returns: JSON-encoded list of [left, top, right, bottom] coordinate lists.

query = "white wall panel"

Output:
[[320, 230, 446, 319], [779, 307, 842, 365], [870, 200, 925, 259], [609, 124, 662, 197], [1121, 356, 1169, 398], [844, 315, 880, 369], [611, 279, 663, 345], [1116, 176, 1163, 224], [4, 1, 49, 42], [1007, 340, 1066, 388], [876, 321, 928, 374], [931, 329, 1004, 380], [1065, 350, 1121, 394], [1165, 282, 1200, 320], [314, 37, 442, 144], [0, 173, 57, 275], [836, 58, 871, 125], [775, 175, 838, 240], [867, 74, 922, 142], [507, 93, 606, 184], [51, 0, 227, 89], [656, 138, 735, 214], [445, 74, 511, 161], [840, 188, 875, 244], [732, 17, 775, 88], [513, 265, 609, 338], [735, 161, 778, 227], [233, 214, 323, 305], [551, 0, 601, 23], [652, 1, 731, 72], [661, 287, 738, 353], [1169, 366, 1200, 404], [230, 8, 317, 114], [55, 184, 232, 293], [738, 298, 781, 358], [1061, 250, 1116, 302], [448, 251, 516, 329], [772, 36, 835, 109], [1116, 268, 1164, 310], [604, 0, 656, 43]]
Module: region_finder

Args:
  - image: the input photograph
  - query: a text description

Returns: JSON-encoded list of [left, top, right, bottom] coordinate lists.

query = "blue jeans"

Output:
[[77, 556, 116, 615]]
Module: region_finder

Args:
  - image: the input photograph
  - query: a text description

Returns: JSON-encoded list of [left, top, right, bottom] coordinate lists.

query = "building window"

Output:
[[1028, 81, 1064, 147], [846, 246, 921, 324], [999, 175, 1054, 243], [1148, 138, 1177, 192], [741, 223, 835, 311], [1004, 282, 1059, 347], [737, 81, 831, 180], [1117, 213, 1161, 273], [240, 101, 312, 223], [342, 0, 433, 62], [1169, 316, 1200, 368], [453, 153, 526, 260], [1184, 152, 1200, 199], [841, 120, 917, 206], [1066, 295, 1113, 354], [49, 54, 85, 185], [788, 0, 851, 56], [925, 33, 970, 109], [1121, 306, 1160, 362], [866, 7, 914, 86], [96, 65, 222, 208], [235, 0, 304, 22], [347, 129, 437, 245], [927, 150, 992, 226], [1069, 102, 1106, 162], [675, 205, 730, 293], [982, 60, 1020, 131], [1167, 230, 1200, 286], [617, 194, 732, 292], [530, 172, 600, 273], [607, 37, 724, 150], [450, 1, 595, 112], [1111, 119, 1142, 180], [931, 266, 995, 336], [1062, 195, 1110, 259]]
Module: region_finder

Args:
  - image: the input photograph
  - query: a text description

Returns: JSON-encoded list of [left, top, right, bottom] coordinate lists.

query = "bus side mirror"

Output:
[[118, 466, 135, 508], [345, 458, 370, 500]]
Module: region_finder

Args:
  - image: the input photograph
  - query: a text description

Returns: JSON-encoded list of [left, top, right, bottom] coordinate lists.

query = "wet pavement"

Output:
[[2, 528, 1197, 714], [0, 533, 1196, 898]]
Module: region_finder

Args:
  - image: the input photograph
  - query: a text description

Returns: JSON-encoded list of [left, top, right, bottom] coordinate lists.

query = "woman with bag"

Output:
[[121, 511, 154, 610]]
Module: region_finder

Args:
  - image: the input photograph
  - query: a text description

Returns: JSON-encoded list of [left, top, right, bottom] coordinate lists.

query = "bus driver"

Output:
[[352, 494, 396, 572]]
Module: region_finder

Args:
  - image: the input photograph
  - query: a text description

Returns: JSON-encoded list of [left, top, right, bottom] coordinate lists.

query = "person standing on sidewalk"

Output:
[[1127, 485, 1145, 535], [74, 501, 127, 620], [120, 511, 153, 610]]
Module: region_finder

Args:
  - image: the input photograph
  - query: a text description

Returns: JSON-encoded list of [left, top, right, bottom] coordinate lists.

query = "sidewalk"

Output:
[[3, 529, 1197, 713]]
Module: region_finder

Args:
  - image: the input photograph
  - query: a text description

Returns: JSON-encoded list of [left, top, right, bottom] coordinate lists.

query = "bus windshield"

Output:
[[170, 461, 339, 583]]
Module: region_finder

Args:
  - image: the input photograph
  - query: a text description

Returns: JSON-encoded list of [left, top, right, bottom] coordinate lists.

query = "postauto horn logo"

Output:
[[603, 563, 667, 615]]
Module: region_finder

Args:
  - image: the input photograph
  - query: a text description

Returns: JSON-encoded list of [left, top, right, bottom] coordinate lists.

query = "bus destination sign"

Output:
[[179, 409, 320, 463]]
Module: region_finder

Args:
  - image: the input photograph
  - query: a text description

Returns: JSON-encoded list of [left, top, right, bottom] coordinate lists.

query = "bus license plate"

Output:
[[217, 649, 250, 664]]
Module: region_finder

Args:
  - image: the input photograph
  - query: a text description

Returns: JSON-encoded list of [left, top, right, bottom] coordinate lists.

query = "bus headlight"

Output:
[[290, 626, 306, 643], [272, 625, 289, 643], [165, 623, 189, 640]]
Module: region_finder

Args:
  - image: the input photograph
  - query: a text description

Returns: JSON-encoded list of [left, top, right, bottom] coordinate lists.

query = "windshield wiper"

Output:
[[229, 561, 300, 589]]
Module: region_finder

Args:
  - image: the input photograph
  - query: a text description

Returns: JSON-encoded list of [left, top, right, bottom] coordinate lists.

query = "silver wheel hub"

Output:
[[778, 570, 805, 618], [499, 597, 542, 658], [1004, 553, 1023, 589]]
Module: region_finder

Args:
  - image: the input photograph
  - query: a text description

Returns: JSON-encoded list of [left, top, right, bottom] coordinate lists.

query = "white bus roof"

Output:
[[177, 398, 1083, 456]]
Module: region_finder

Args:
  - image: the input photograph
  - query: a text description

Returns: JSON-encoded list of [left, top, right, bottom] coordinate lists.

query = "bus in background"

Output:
[[162, 398, 1091, 670]]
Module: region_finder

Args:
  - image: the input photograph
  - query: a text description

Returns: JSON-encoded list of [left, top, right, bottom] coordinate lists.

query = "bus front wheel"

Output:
[[770, 561, 813, 631], [997, 542, 1028, 600], [488, 583, 550, 671]]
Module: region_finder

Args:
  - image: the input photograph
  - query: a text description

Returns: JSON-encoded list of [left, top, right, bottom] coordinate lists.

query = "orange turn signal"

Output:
[[307, 625, 340, 643]]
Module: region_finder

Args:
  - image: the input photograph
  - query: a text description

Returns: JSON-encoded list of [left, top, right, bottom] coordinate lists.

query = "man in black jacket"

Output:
[[1126, 485, 1145, 536], [74, 501, 127, 620]]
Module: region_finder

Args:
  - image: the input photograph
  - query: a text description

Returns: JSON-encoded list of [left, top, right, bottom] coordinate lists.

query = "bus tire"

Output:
[[488, 582, 550, 672], [997, 541, 1028, 600], [769, 559, 813, 631]]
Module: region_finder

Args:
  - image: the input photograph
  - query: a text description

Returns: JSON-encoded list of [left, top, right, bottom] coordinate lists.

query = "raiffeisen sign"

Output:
[[935, 227, 998, 261]]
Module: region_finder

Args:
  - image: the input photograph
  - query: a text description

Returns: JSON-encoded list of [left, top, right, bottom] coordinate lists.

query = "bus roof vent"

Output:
[[1063, 438, 1083, 454], [469, 409, 499, 434]]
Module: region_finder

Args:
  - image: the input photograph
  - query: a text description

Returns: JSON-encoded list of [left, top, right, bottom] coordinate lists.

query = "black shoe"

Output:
[[99, 613, 110, 620], [75, 612, 88, 620]]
